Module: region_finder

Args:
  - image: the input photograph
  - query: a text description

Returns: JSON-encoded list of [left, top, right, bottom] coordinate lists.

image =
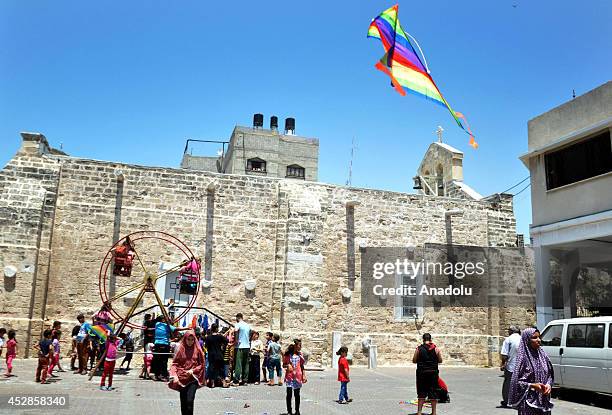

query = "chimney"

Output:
[[253, 113, 264, 129], [270, 116, 278, 131], [284, 117, 295, 135]]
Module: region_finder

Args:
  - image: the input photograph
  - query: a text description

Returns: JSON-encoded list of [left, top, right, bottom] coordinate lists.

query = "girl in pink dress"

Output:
[[283, 343, 306, 415], [4, 330, 17, 377], [180, 257, 201, 280], [47, 330, 62, 376], [140, 342, 154, 380], [100, 333, 121, 391]]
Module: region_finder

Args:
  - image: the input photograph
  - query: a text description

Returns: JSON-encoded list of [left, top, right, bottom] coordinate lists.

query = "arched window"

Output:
[[436, 164, 444, 177], [246, 157, 266, 173], [286, 164, 305, 179]]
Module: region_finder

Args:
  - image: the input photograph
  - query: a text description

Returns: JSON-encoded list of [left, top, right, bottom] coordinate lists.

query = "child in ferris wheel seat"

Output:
[[113, 238, 135, 276], [180, 257, 201, 283]]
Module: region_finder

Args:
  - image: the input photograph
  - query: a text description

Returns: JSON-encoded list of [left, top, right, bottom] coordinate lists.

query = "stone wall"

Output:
[[0, 134, 535, 365], [445, 181, 473, 200], [0, 134, 62, 357]]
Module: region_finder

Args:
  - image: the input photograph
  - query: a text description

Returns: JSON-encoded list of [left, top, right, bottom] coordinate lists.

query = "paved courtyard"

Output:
[[0, 359, 610, 415]]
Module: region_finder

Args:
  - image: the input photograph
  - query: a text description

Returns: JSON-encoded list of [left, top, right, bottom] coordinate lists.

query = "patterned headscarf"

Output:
[[507, 327, 554, 411]]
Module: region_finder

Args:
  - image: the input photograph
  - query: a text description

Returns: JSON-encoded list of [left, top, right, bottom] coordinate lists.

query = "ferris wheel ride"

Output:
[[98, 231, 201, 331]]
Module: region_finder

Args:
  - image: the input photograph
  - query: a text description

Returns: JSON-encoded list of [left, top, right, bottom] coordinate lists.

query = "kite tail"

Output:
[[455, 112, 478, 149]]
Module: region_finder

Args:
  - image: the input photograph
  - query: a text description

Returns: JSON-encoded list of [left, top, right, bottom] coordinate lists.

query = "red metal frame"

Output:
[[98, 231, 200, 329]]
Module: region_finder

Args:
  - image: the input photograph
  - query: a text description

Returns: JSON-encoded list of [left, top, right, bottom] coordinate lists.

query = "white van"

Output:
[[540, 317, 612, 394]]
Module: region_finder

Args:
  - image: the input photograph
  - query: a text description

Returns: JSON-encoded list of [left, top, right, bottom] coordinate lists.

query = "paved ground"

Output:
[[0, 359, 610, 414]]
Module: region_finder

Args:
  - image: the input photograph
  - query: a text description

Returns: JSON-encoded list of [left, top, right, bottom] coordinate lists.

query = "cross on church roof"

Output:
[[436, 126, 444, 143]]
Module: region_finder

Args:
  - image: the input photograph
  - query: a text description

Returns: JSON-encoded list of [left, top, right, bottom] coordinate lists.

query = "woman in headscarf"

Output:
[[508, 327, 554, 415], [168, 330, 205, 415]]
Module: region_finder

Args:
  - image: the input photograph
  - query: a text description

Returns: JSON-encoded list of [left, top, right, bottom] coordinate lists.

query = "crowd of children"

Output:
[[0, 312, 356, 414], [0, 311, 139, 389]]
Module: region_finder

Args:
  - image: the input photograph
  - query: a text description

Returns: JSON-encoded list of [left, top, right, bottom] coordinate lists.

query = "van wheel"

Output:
[[551, 387, 561, 399]]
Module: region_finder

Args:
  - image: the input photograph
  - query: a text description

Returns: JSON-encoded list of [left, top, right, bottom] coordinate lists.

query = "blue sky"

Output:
[[1, 1, 611, 238]]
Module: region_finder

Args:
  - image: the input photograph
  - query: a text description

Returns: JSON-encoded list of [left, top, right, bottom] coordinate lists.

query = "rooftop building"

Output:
[[181, 114, 319, 181]]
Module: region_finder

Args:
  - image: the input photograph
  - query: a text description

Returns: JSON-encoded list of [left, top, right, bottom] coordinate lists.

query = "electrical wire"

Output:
[[501, 176, 530, 194], [513, 183, 531, 197]]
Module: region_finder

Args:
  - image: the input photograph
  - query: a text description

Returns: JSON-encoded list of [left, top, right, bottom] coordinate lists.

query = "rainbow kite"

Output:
[[90, 324, 114, 342], [368, 4, 477, 149]]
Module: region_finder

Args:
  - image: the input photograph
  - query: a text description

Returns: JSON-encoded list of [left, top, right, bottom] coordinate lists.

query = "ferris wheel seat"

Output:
[[179, 281, 198, 295], [113, 254, 134, 276], [179, 271, 199, 282], [113, 264, 133, 277]]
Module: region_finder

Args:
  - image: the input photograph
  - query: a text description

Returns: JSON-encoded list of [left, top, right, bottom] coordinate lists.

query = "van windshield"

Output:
[[541, 325, 562, 347]]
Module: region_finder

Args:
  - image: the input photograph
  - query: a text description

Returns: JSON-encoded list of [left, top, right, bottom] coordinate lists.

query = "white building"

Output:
[[520, 81, 612, 328]]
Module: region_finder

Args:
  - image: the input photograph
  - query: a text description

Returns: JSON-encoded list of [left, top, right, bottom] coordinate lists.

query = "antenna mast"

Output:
[[346, 137, 356, 186]]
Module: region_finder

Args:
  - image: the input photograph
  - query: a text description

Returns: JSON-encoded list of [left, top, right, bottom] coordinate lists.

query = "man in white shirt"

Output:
[[500, 325, 521, 408]]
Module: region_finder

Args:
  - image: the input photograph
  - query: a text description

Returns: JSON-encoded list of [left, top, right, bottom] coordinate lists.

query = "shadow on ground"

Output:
[[555, 389, 612, 410]]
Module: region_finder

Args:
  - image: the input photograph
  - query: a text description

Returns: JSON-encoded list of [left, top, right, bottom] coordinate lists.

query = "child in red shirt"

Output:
[[337, 346, 352, 404], [4, 330, 17, 377]]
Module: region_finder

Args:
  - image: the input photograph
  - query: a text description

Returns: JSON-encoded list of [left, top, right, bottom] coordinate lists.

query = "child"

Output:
[[5, 330, 17, 377], [284, 343, 306, 415], [267, 334, 283, 386], [119, 332, 134, 370], [4, 330, 17, 377], [336, 346, 352, 404], [89, 335, 98, 370], [100, 332, 121, 391], [248, 331, 264, 384], [223, 328, 235, 386], [47, 330, 62, 377], [53, 323, 64, 373], [51, 320, 62, 335], [70, 321, 81, 371], [139, 342, 154, 380], [36, 329, 53, 384], [0, 328, 6, 373], [170, 334, 181, 357], [50, 321, 65, 371], [74, 314, 90, 374], [262, 332, 272, 383]]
